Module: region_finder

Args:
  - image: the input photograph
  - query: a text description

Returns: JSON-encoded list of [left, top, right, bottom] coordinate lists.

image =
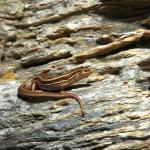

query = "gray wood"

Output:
[[0, 0, 150, 149]]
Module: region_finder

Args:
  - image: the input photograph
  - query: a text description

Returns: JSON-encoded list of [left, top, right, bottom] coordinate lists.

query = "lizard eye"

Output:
[[83, 68, 93, 74], [84, 69, 89, 73]]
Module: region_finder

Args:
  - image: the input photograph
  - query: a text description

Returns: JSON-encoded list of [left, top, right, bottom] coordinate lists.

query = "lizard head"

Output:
[[75, 67, 94, 80]]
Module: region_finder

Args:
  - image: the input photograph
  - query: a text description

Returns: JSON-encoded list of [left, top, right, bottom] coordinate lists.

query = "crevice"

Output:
[[20, 51, 72, 68]]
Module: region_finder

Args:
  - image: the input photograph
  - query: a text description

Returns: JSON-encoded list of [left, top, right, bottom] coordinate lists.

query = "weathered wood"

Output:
[[0, 0, 150, 150]]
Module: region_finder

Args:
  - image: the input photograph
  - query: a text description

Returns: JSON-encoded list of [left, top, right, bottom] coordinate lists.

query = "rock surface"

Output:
[[0, 0, 150, 149]]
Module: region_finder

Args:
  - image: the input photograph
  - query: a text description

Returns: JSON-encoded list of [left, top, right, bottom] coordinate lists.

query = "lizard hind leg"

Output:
[[24, 79, 35, 90], [31, 82, 36, 91]]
